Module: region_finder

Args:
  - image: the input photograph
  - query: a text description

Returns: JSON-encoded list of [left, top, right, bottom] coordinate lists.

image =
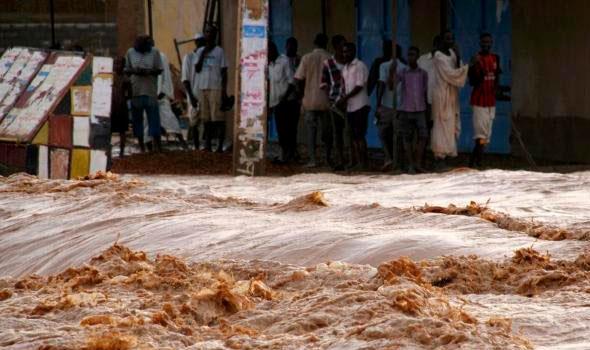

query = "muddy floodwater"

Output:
[[1, 170, 589, 349]]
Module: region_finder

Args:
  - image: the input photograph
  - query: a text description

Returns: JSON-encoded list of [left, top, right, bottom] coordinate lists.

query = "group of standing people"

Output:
[[268, 29, 501, 172], [111, 25, 230, 157], [112, 27, 501, 174]]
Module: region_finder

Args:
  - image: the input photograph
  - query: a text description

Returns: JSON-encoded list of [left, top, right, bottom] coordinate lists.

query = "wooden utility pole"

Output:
[[232, 0, 269, 176]]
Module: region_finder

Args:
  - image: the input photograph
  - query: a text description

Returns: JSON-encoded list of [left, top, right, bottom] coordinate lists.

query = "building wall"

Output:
[[410, 0, 441, 54], [116, 0, 145, 57], [512, 0, 590, 163], [0, 0, 118, 56], [151, 0, 206, 69]]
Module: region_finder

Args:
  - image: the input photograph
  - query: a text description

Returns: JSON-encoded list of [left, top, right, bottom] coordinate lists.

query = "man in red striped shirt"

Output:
[[468, 32, 501, 168]]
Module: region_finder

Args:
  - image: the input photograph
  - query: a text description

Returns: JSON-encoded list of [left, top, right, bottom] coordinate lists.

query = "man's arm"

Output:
[[149, 50, 163, 76], [293, 56, 306, 99], [279, 61, 294, 102], [181, 54, 198, 107]]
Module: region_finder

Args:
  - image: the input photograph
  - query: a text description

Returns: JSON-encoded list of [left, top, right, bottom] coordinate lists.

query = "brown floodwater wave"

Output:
[[419, 202, 590, 241], [1, 170, 590, 349], [0, 244, 535, 349]]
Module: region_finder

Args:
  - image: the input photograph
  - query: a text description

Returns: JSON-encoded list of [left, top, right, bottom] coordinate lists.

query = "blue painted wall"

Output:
[[356, 0, 411, 148]]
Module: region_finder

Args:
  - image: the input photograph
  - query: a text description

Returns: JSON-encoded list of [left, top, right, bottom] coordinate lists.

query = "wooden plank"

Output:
[[49, 114, 73, 148], [49, 148, 70, 179], [32, 121, 49, 145], [89, 149, 108, 174], [70, 148, 90, 179], [232, 0, 269, 176], [38, 145, 49, 179]]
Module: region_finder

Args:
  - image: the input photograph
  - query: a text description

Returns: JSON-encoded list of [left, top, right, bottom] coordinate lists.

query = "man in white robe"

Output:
[[144, 52, 187, 149], [431, 31, 468, 169]]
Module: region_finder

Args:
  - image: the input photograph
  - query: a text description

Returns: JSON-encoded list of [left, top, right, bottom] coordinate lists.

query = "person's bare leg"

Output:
[[177, 134, 188, 150]]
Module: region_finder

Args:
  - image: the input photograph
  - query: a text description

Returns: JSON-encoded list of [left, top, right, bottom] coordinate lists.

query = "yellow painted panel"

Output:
[[70, 148, 90, 179], [32, 122, 49, 145]]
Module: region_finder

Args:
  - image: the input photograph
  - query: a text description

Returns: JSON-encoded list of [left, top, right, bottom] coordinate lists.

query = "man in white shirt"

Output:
[[339, 42, 371, 171], [294, 33, 332, 168], [376, 45, 406, 170], [194, 25, 228, 152], [417, 35, 441, 130], [268, 41, 297, 163], [181, 32, 206, 149]]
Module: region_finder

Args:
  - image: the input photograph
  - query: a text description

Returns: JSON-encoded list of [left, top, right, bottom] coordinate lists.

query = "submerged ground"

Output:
[[1, 169, 589, 349]]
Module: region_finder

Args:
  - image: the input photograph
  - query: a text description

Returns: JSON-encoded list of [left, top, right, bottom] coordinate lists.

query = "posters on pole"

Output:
[[234, 0, 269, 176]]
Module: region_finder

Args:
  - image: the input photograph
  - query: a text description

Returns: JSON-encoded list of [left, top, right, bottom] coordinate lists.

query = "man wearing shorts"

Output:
[[468, 32, 501, 167], [339, 42, 370, 171], [398, 46, 429, 174], [194, 25, 228, 152]]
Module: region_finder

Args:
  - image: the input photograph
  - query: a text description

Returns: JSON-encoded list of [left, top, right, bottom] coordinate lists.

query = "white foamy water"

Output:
[[1, 169, 590, 349]]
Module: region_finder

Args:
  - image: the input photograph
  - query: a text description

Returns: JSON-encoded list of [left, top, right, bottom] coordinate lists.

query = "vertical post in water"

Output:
[[232, 0, 269, 176]]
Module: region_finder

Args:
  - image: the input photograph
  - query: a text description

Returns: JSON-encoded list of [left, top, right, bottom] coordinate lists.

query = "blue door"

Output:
[[269, 0, 293, 55], [356, 0, 411, 148], [450, 0, 512, 154], [268, 0, 294, 142]]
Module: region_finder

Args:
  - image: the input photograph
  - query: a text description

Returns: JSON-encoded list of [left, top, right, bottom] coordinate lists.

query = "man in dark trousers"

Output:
[[124, 35, 163, 153], [321, 34, 347, 170], [194, 25, 228, 152], [468, 32, 501, 168]]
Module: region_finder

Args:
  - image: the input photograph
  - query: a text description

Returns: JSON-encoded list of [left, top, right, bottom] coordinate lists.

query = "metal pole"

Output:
[[147, 0, 154, 37], [49, 0, 56, 48], [391, 0, 399, 169]]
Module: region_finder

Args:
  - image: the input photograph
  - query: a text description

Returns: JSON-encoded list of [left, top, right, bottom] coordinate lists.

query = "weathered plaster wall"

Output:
[[512, 0, 590, 163], [151, 0, 206, 68]]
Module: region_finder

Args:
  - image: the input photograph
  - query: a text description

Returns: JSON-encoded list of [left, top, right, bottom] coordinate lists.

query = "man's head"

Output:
[[432, 35, 442, 52], [382, 39, 393, 59], [268, 41, 279, 62], [408, 46, 420, 66], [342, 42, 356, 64], [286, 37, 298, 57], [134, 35, 152, 53], [442, 30, 454, 50], [480, 32, 493, 54], [313, 33, 328, 49], [331, 35, 346, 55], [194, 32, 206, 48], [204, 25, 218, 47]]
